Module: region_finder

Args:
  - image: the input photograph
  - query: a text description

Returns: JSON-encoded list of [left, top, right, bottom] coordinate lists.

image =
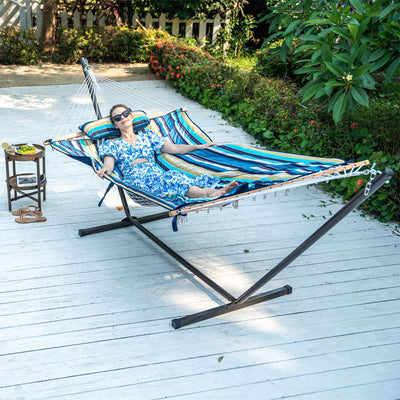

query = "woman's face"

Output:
[[111, 107, 132, 128]]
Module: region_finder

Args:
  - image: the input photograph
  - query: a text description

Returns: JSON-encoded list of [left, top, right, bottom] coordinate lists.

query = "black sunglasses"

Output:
[[111, 108, 132, 122]]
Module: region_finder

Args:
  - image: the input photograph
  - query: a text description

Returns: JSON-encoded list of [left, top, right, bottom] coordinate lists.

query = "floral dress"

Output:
[[98, 130, 220, 199]]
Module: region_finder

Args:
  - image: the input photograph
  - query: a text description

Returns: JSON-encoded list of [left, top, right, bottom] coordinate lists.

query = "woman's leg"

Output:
[[186, 181, 239, 198]]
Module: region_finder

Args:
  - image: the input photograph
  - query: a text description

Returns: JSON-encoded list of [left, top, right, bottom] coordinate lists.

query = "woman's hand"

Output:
[[97, 166, 112, 179], [196, 142, 217, 150], [162, 141, 217, 155], [97, 155, 115, 179]]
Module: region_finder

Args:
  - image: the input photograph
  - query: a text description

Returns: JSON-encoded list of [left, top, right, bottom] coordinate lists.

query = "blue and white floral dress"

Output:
[[98, 130, 220, 199]]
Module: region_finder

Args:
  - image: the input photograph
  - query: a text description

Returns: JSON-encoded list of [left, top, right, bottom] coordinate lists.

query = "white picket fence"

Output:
[[0, 0, 40, 30], [0, 0, 227, 47]]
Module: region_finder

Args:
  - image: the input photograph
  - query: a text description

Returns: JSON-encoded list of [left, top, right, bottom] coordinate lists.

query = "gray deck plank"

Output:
[[0, 81, 399, 400]]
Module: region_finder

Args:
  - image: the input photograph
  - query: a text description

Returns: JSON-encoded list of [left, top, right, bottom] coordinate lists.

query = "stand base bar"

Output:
[[78, 211, 171, 237], [171, 285, 292, 329], [79, 218, 134, 237]]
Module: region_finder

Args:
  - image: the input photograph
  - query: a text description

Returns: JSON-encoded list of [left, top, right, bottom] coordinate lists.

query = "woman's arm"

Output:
[[161, 141, 216, 155], [97, 155, 115, 178]]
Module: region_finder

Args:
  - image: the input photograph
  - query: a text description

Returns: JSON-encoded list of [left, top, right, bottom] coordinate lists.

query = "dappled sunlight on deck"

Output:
[[0, 93, 56, 110], [0, 81, 399, 400]]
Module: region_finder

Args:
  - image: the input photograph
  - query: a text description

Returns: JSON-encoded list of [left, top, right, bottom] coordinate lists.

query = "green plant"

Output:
[[150, 37, 400, 224], [0, 27, 40, 65], [52, 26, 168, 64], [262, 0, 400, 123], [255, 39, 299, 82]]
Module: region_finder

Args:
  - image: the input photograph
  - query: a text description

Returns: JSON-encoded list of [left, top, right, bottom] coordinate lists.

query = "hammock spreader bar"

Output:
[[51, 58, 394, 329]]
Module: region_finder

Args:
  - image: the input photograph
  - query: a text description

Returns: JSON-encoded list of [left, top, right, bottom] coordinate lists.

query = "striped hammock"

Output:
[[47, 107, 369, 215]]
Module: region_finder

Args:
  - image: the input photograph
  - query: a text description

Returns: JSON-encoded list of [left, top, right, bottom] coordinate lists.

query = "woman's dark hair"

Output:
[[109, 104, 129, 125]]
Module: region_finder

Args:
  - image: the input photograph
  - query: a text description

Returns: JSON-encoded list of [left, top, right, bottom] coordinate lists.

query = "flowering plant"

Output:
[[263, 0, 400, 123]]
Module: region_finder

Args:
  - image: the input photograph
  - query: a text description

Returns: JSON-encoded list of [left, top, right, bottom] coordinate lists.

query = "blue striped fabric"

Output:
[[48, 108, 349, 210], [153, 109, 346, 186]]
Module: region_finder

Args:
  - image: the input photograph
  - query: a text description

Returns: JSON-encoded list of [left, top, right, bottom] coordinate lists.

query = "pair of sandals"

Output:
[[12, 205, 46, 224]]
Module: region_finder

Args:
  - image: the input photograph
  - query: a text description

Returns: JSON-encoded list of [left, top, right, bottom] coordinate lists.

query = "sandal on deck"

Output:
[[15, 211, 46, 224], [12, 205, 42, 217]]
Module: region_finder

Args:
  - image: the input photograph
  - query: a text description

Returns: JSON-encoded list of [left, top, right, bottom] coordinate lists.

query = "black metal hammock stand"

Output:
[[45, 58, 394, 329]]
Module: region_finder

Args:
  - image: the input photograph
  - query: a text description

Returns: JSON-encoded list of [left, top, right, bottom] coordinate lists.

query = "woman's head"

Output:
[[109, 104, 131, 126]]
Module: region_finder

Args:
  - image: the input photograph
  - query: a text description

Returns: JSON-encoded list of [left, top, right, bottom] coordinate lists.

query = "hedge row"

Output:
[[149, 38, 400, 224], [0, 25, 170, 64]]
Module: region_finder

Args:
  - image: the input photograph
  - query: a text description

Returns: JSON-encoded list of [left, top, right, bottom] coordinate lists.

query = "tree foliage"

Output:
[[132, 0, 247, 19], [263, 0, 400, 123]]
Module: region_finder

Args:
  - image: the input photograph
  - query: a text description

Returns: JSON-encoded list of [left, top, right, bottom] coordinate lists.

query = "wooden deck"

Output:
[[1, 81, 399, 400]]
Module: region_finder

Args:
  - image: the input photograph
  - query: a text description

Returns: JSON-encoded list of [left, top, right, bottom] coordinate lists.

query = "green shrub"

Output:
[[150, 38, 300, 141], [150, 37, 399, 224], [53, 26, 107, 63], [0, 27, 40, 65], [106, 26, 170, 63], [52, 26, 169, 64], [255, 39, 298, 82]]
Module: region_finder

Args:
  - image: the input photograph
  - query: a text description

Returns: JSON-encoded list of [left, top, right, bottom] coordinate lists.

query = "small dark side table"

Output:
[[4, 143, 47, 212]]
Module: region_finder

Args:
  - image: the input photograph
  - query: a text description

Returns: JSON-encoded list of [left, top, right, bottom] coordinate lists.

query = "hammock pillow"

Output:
[[79, 110, 150, 139]]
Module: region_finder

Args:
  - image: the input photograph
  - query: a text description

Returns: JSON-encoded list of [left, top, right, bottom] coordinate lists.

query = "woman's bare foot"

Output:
[[222, 181, 239, 193], [186, 181, 239, 198]]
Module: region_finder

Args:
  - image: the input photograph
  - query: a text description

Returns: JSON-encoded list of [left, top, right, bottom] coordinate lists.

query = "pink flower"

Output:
[[311, 120, 316, 126]]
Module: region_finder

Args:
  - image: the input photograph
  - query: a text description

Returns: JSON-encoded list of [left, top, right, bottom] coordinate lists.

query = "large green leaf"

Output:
[[325, 80, 345, 87], [369, 53, 392, 72], [311, 49, 322, 63], [358, 72, 376, 90], [333, 91, 347, 123], [321, 43, 332, 62], [284, 19, 302, 34], [352, 42, 367, 65], [285, 32, 294, 49], [335, 53, 351, 64], [353, 63, 372, 79], [350, 86, 369, 107], [347, 24, 358, 43], [385, 57, 400, 85], [325, 61, 344, 77], [349, 0, 365, 15], [330, 27, 353, 42], [301, 81, 326, 101], [295, 45, 317, 53], [358, 16, 372, 39], [368, 48, 387, 63], [294, 66, 321, 75], [279, 42, 289, 62], [380, 4, 400, 20], [305, 19, 335, 26], [328, 90, 342, 112]]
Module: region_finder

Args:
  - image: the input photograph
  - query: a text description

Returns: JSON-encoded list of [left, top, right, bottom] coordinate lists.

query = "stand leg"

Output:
[[171, 286, 292, 329]]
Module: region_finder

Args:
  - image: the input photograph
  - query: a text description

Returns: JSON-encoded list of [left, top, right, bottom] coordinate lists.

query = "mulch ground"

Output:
[[0, 62, 160, 88]]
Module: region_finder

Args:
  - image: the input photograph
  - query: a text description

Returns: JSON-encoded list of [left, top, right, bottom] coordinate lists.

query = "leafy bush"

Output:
[[262, 0, 400, 123], [0, 27, 40, 65], [106, 26, 169, 63], [150, 37, 399, 224], [53, 26, 107, 63], [52, 26, 170, 64], [255, 39, 298, 82], [150, 38, 299, 137]]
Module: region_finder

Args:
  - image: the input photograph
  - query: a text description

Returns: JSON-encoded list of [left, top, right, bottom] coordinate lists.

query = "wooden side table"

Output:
[[4, 144, 47, 212]]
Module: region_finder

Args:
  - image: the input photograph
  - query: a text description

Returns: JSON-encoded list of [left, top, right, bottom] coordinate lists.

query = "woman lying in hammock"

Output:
[[97, 104, 239, 199]]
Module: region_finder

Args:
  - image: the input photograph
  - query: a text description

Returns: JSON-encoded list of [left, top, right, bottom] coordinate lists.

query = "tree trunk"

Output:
[[40, 0, 57, 54]]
